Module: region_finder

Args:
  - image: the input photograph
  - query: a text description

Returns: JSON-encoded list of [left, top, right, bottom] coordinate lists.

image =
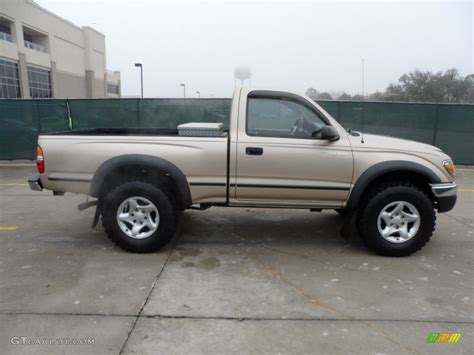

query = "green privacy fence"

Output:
[[316, 101, 474, 164], [0, 98, 473, 164]]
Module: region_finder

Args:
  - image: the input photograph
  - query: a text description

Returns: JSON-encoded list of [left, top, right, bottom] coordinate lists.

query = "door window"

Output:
[[247, 97, 327, 138]]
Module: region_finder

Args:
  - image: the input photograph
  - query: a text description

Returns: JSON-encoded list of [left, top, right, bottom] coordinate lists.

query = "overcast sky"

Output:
[[37, 0, 473, 98]]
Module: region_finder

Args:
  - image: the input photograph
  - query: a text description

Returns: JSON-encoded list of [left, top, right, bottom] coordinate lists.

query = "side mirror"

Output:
[[320, 125, 339, 141]]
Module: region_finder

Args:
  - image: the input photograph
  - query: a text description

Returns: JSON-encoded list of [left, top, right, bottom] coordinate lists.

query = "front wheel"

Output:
[[102, 181, 178, 253], [357, 183, 436, 256]]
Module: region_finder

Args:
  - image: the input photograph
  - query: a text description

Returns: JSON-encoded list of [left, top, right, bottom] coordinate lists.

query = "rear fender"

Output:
[[90, 154, 192, 209]]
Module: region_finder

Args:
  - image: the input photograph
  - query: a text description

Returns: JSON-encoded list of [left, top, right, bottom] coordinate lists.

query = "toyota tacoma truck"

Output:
[[28, 87, 457, 256]]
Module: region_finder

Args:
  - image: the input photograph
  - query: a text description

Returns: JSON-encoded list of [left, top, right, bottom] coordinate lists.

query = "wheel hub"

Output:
[[116, 196, 160, 239], [377, 201, 420, 244]]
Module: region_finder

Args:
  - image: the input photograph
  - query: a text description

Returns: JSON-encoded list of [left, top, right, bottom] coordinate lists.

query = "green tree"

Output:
[[385, 68, 474, 103], [306, 68, 473, 103]]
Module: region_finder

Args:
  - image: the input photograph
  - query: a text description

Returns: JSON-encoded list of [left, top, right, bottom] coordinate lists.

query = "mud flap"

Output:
[[340, 210, 358, 240], [91, 206, 101, 229]]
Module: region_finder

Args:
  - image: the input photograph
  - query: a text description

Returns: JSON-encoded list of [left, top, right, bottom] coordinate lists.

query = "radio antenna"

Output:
[[360, 58, 365, 143]]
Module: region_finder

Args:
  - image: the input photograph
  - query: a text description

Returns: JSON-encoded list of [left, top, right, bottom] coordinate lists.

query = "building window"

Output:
[[0, 59, 21, 98], [107, 83, 119, 94], [0, 20, 13, 43], [23, 33, 33, 42], [27, 66, 52, 98], [23, 26, 48, 53]]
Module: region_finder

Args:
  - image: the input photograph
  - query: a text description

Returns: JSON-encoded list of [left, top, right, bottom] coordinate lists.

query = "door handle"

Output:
[[246, 147, 264, 156]]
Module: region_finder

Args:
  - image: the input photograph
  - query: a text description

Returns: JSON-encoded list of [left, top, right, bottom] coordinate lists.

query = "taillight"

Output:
[[36, 145, 45, 174]]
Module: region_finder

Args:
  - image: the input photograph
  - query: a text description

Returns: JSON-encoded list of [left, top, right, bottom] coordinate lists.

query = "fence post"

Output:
[[137, 98, 141, 127], [337, 102, 341, 123], [66, 99, 73, 130], [432, 104, 440, 146]]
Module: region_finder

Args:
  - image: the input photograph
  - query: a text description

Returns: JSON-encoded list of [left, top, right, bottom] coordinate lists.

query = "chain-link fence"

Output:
[[0, 98, 472, 164]]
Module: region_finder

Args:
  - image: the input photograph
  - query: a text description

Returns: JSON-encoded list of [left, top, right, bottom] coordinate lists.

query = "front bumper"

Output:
[[28, 175, 43, 191], [430, 182, 457, 212]]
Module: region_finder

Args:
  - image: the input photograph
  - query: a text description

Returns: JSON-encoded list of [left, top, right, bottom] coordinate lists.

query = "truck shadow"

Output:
[[178, 208, 366, 255]]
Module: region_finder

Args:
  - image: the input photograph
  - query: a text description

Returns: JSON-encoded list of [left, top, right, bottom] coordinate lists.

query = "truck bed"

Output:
[[38, 130, 229, 204], [46, 127, 228, 136], [47, 128, 174, 136]]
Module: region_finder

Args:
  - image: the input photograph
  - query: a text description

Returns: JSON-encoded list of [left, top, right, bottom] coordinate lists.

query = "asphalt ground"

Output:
[[0, 165, 472, 354]]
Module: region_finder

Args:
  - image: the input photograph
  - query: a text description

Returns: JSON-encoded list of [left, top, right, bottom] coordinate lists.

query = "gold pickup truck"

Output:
[[28, 88, 457, 256]]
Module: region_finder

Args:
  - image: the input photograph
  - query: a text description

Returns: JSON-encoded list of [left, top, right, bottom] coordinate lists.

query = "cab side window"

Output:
[[247, 97, 326, 138]]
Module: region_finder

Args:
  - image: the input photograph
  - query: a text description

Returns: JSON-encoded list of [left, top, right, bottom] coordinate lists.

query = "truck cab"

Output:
[[227, 88, 353, 208]]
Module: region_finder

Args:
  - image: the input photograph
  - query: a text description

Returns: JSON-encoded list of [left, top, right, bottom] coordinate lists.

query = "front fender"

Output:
[[346, 160, 441, 209]]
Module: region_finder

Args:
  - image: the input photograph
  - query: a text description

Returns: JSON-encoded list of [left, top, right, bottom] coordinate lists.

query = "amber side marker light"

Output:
[[443, 160, 456, 176], [36, 145, 45, 174]]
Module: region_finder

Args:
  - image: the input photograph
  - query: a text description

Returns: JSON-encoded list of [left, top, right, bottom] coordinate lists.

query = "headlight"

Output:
[[443, 160, 456, 176]]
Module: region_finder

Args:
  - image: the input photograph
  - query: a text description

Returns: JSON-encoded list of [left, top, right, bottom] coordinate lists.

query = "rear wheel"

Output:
[[102, 181, 178, 253], [357, 182, 436, 256]]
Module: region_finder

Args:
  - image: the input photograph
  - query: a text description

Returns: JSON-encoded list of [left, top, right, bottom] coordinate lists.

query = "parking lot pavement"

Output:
[[0, 166, 472, 354]]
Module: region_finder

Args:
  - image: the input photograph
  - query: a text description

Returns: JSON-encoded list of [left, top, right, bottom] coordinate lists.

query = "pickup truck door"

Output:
[[231, 90, 353, 207]]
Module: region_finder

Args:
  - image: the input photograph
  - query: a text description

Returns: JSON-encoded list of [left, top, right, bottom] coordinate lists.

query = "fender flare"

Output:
[[346, 160, 441, 209], [90, 154, 192, 209]]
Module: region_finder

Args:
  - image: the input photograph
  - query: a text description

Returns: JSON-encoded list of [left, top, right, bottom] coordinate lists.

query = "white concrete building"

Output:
[[0, 0, 120, 98]]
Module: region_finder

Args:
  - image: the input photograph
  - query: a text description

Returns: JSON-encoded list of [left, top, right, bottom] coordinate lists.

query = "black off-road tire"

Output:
[[101, 181, 178, 253], [357, 182, 436, 257]]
